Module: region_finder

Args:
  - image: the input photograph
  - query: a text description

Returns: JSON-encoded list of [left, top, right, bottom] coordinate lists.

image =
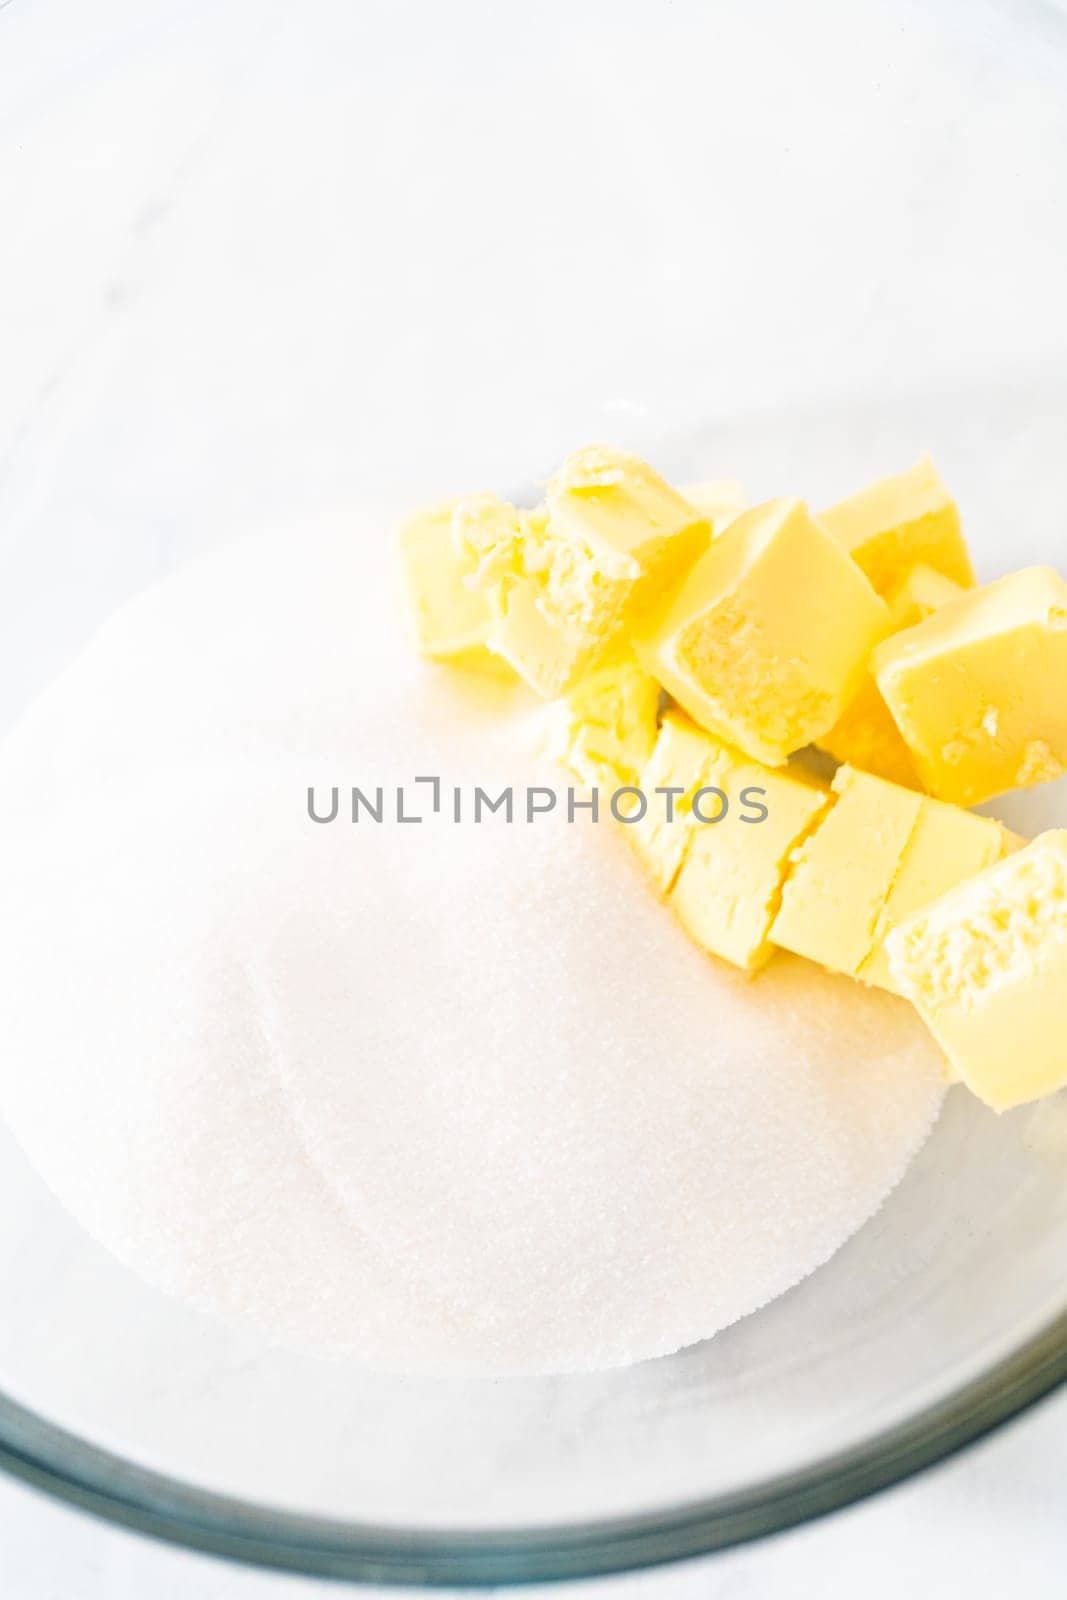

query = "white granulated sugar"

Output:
[[0, 520, 533, 835], [0, 525, 945, 1374]]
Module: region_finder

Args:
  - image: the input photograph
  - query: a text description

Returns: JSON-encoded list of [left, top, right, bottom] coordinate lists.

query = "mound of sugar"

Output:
[[0, 524, 945, 1373], [0, 520, 535, 836]]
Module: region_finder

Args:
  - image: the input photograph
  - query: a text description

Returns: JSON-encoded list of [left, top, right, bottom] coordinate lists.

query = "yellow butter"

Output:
[[819, 456, 975, 597], [678, 479, 747, 537], [465, 447, 708, 698], [771, 766, 922, 976], [873, 565, 1067, 805], [544, 658, 661, 793], [886, 564, 965, 630], [886, 830, 1067, 1110], [628, 710, 722, 893], [636, 497, 890, 766], [395, 498, 495, 663], [818, 675, 921, 790], [861, 801, 1013, 992], [818, 564, 965, 787], [451, 491, 530, 569], [670, 748, 830, 972], [458, 498, 589, 692]]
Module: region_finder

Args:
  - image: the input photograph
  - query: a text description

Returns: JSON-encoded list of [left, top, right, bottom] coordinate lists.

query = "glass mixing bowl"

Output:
[[2, 0, 1067, 1583]]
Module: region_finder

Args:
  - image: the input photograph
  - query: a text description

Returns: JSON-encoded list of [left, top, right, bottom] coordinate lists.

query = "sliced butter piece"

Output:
[[861, 802, 1015, 992], [670, 749, 830, 972], [819, 456, 975, 597], [873, 565, 1067, 806], [771, 766, 922, 976], [628, 710, 721, 894], [636, 498, 890, 767], [886, 830, 1067, 1110]]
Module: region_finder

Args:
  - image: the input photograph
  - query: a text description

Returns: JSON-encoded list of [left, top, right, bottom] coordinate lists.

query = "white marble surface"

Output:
[[1, 1387, 1066, 1597]]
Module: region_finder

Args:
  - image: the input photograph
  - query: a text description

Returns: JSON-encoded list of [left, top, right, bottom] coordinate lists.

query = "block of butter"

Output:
[[886, 831, 1067, 1110], [670, 744, 830, 972], [636, 497, 890, 766], [464, 447, 709, 698], [873, 565, 1067, 805], [395, 498, 495, 663], [819, 456, 975, 597], [628, 711, 722, 893], [544, 658, 661, 793], [819, 566, 965, 787]]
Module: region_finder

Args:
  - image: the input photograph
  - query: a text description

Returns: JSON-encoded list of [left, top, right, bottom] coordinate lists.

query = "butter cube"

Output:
[[544, 658, 661, 792], [465, 447, 709, 698], [819, 565, 965, 787], [861, 800, 1014, 992], [886, 564, 965, 631], [771, 766, 922, 976], [886, 831, 1067, 1110], [629, 711, 722, 893], [544, 447, 711, 622], [396, 498, 495, 663], [679, 479, 747, 537], [671, 747, 830, 972], [873, 566, 1067, 805], [819, 457, 975, 597], [636, 498, 890, 766]]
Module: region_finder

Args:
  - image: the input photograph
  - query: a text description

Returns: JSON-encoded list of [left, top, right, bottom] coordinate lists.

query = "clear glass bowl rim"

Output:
[[0, 1304, 1065, 1586]]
